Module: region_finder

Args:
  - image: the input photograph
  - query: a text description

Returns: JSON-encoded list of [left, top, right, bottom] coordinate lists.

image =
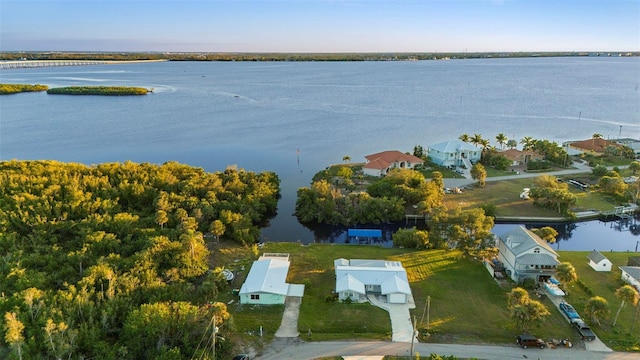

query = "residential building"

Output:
[[497, 226, 560, 283], [426, 140, 481, 168], [239, 253, 305, 305], [499, 148, 544, 166], [334, 258, 412, 304], [619, 266, 640, 291], [362, 150, 424, 177]]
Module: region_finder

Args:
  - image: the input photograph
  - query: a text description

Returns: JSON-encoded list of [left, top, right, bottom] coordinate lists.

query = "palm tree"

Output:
[[458, 133, 470, 143], [613, 285, 639, 327], [592, 133, 603, 148], [520, 136, 536, 151], [471, 133, 483, 148], [531, 227, 558, 243], [496, 133, 508, 150], [585, 296, 609, 326], [507, 287, 530, 308], [342, 155, 351, 163], [555, 262, 578, 294]]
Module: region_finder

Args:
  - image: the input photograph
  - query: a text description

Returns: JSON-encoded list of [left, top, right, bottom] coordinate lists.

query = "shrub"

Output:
[[521, 277, 537, 290]]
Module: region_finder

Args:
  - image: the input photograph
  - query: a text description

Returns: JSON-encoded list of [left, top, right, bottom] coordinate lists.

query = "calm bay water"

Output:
[[1, 57, 639, 250]]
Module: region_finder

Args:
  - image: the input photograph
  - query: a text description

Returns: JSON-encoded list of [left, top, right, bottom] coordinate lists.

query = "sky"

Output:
[[1, 0, 638, 53]]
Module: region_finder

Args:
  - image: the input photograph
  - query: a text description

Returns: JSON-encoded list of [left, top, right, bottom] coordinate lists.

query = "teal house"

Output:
[[239, 253, 305, 305], [426, 140, 481, 169]]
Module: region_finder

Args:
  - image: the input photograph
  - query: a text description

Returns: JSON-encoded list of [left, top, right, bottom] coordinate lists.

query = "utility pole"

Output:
[[410, 315, 417, 356]]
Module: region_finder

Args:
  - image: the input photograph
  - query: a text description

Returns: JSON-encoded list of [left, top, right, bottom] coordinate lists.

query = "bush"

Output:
[[480, 203, 497, 217], [521, 277, 537, 290], [577, 279, 594, 296]]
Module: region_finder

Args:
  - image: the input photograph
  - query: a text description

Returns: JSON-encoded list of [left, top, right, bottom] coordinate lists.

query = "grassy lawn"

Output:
[[556, 251, 640, 351], [443, 178, 561, 218], [443, 178, 627, 218], [214, 243, 581, 349]]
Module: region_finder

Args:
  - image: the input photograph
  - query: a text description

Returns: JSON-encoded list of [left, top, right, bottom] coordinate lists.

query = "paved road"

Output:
[[256, 339, 637, 360]]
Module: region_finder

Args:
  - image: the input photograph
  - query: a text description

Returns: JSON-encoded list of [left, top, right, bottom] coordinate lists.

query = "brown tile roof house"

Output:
[[499, 149, 544, 165], [363, 150, 424, 177], [567, 138, 622, 155]]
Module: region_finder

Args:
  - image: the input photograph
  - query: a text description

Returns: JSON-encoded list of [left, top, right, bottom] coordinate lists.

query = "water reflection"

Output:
[[281, 214, 640, 252]]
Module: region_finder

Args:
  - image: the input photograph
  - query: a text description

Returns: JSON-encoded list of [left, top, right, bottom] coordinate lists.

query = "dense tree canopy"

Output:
[[529, 175, 577, 215], [296, 168, 443, 226], [0, 160, 279, 359]]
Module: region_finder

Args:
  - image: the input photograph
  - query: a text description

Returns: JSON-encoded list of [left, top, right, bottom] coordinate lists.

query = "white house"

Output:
[[587, 250, 612, 272], [334, 258, 412, 304], [619, 266, 640, 291], [239, 253, 305, 305], [362, 150, 424, 177], [426, 140, 481, 168], [497, 226, 560, 283]]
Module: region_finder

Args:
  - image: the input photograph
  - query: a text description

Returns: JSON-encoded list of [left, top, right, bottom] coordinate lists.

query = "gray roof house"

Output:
[[334, 258, 412, 304], [587, 250, 612, 272], [426, 140, 481, 168], [619, 266, 640, 291], [497, 226, 560, 283]]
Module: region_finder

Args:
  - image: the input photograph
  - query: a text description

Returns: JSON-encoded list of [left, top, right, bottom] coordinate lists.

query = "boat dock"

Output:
[[601, 205, 638, 220]]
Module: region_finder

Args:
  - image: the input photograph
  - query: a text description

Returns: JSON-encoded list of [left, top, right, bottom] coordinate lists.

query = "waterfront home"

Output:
[[564, 138, 622, 156], [334, 258, 412, 304], [587, 250, 612, 272], [497, 226, 560, 283], [426, 140, 481, 169], [499, 148, 544, 166], [239, 253, 305, 305], [362, 150, 424, 177]]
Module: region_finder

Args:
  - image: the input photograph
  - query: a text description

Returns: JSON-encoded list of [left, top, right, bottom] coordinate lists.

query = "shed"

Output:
[[587, 250, 612, 272]]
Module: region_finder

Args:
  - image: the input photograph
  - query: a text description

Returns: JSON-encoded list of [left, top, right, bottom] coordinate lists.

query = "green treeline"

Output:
[[3, 51, 637, 62], [0, 160, 279, 359], [0, 83, 49, 95], [46, 86, 149, 95]]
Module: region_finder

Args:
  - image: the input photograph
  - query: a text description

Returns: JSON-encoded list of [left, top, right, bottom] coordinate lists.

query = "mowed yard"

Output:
[[219, 242, 583, 349], [555, 251, 640, 351], [443, 177, 628, 217]]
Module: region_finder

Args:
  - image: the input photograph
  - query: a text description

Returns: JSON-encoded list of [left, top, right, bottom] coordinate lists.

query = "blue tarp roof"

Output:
[[347, 229, 382, 238]]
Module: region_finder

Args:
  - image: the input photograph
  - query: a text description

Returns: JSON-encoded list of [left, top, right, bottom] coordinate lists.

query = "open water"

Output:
[[1, 57, 639, 250]]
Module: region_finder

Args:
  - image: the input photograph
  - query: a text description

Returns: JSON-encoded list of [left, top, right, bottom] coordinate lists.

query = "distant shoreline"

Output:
[[1, 51, 638, 63]]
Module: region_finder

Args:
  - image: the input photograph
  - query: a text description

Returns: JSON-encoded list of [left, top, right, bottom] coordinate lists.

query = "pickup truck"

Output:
[[570, 318, 596, 341]]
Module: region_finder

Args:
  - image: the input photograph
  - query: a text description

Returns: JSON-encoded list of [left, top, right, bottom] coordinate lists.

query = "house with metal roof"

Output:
[[334, 258, 412, 304], [239, 253, 305, 305], [497, 226, 560, 283], [426, 140, 481, 168], [362, 150, 424, 177], [619, 266, 640, 291], [587, 250, 612, 272]]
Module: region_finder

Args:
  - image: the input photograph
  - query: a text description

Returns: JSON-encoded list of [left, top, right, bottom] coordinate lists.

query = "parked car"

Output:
[[517, 334, 546, 349], [570, 318, 596, 341], [559, 302, 580, 319]]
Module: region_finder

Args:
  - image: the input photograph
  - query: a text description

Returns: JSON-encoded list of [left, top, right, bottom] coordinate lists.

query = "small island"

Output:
[[0, 83, 49, 95], [46, 86, 150, 95]]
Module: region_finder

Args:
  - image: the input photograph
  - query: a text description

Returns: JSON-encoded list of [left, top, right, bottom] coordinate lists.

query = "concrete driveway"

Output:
[[367, 294, 417, 343], [545, 292, 612, 352], [275, 296, 301, 337]]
